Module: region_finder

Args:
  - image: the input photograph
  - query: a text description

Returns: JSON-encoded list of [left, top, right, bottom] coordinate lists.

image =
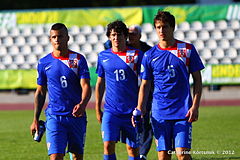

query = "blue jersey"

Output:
[[37, 50, 90, 116], [96, 47, 143, 116], [141, 40, 204, 120]]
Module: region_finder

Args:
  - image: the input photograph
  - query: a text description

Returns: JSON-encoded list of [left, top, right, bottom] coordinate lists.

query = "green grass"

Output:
[[0, 107, 240, 160]]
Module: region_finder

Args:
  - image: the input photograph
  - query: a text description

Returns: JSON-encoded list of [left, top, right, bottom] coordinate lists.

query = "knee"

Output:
[[176, 154, 191, 160], [126, 145, 139, 157], [104, 141, 115, 155]]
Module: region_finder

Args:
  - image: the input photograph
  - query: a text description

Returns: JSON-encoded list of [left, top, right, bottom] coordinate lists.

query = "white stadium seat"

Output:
[[69, 43, 80, 52], [190, 21, 203, 31], [233, 56, 240, 64], [203, 20, 215, 30], [199, 48, 212, 60], [8, 45, 20, 56], [177, 21, 190, 31], [32, 44, 44, 55], [86, 33, 98, 44], [25, 54, 38, 65], [93, 42, 105, 53], [8, 27, 20, 36], [20, 45, 31, 55], [220, 57, 232, 64], [13, 55, 25, 65], [2, 36, 14, 46], [92, 25, 105, 35], [74, 34, 86, 45], [25, 36, 38, 46], [212, 48, 224, 60], [80, 25, 92, 35], [141, 23, 154, 34], [2, 55, 13, 65], [80, 43, 93, 54], [148, 32, 159, 44], [207, 57, 219, 64], [0, 63, 6, 70], [140, 32, 147, 42], [210, 29, 222, 40], [185, 30, 197, 41], [7, 64, 18, 70], [223, 29, 235, 39], [230, 38, 240, 49], [0, 46, 7, 56], [174, 30, 185, 40], [32, 26, 45, 36], [69, 25, 80, 35], [20, 26, 32, 36], [198, 30, 210, 40], [38, 35, 49, 45], [228, 19, 240, 30], [14, 36, 26, 46], [0, 28, 8, 37], [193, 40, 204, 50], [218, 39, 230, 49], [225, 48, 238, 59], [19, 63, 31, 69], [215, 20, 228, 30], [205, 39, 217, 50]]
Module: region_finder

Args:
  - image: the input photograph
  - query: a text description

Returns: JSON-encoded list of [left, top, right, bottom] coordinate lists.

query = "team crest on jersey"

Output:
[[177, 48, 187, 57], [126, 56, 134, 63], [68, 58, 78, 68]]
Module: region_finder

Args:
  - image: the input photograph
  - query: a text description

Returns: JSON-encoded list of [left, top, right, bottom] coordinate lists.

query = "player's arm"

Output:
[[30, 84, 47, 136], [136, 79, 152, 114], [72, 78, 92, 117], [186, 70, 202, 122], [95, 76, 105, 123]]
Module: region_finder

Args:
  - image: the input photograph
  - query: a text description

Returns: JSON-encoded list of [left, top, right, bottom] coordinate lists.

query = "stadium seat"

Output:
[[69, 25, 80, 35], [199, 48, 212, 60], [225, 48, 238, 59], [93, 42, 105, 53], [20, 26, 32, 36], [92, 25, 105, 35], [205, 39, 217, 50], [223, 29, 235, 39], [190, 21, 203, 31], [212, 48, 224, 60], [207, 57, 219, 64], [185, 30, 197, 41], [7, 63, 18, 70], [0, 28, 8, 37], [232, 56, 240, 64], [38, 35, 49, 45], [2, 55, 13, 65], [87, 52, 98, 67], [14, 36, 26, 46], [210, 29, 222, 40], [69, 43, 80, 53], [68, 35, 74, 45], [193, 40, 204, 50], [98, 34, 108, 43], [215, 20, 228, 30], [177, 21, 190, 31], [32, 44, 44, 55], [228, 19, 240, 30], [20, 45, 32, 55], [141, 23, 154, 33], [148, 32, 159, 44], [203, 20, 215, 30], [174, 30, 185, 40], [2, 36, 14, 46], [13, 55, 25, 65], [80, 25, 92, 35], [8, 27, 20, 36], [140, 32, 147, 42], [25, 36, 38, 46], [8, 45, 20, 56], [19, 63, 31, 69], [43, 44, 52, 53], [0, 46, 7, 56], [80, 43, 93, 54], [86, 33, 98, 44], [32, 26, 45, 36], [74, 34, 87, 45], [198, 30, 210, 40], [0, 63, 6, 70], [220, 57, 232, 64], [218, 39, 230, 49], [230, 38, 240, 49], [25, 54, 38, 65]]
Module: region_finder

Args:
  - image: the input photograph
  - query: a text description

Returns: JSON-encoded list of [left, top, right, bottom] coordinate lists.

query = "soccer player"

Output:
[[95, 20, 143, 160], [128, 25, 153, 160], [30, 23, 91, 160], [136, 11, 204, 160]]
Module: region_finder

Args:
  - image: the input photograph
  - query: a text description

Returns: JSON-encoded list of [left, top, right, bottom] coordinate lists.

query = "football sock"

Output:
[[104, 153, 116, 160], [128, 155, 140, 160]]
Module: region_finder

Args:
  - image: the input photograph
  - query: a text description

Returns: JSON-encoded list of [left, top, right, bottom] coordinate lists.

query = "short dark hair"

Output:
[[106, 20, 128, 37], [51, 23, 68, 34], [153, 11, 175, 28]]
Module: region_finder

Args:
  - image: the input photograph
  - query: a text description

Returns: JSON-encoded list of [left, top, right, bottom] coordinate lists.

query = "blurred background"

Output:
[[0, 0, 240, 106]]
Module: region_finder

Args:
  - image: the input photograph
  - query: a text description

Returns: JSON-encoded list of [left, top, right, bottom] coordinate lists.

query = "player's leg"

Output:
[[122, 116, 140, 160], [102, 112, 120, 160], [151, 118, 173, 160], [45, 113, 68, 160], [67, 116, 87, 160], [174, 120, 192, 160], [139, 112, 153, 160]]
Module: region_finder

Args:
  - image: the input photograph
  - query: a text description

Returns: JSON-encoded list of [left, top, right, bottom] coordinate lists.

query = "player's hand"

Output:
[[96, 110, 103, 124], [72, 104, 86, 117], [30, 120, 39, 136], [186, 106, 199, 123]]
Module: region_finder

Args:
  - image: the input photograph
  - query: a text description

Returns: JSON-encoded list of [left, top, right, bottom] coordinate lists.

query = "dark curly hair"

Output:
[[106, 20, 128, 37], [153, 11, 175, 29]]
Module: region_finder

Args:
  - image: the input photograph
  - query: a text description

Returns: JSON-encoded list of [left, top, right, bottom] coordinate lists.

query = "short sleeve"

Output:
[[37, 61, 47, 85], [189, 45, 205, 73], [78, 55, 90, 79]]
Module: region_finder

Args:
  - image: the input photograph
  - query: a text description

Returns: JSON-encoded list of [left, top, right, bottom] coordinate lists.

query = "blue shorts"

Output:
[[101, 111, 139, 148], [151, 118, 192, 151], [45, 113, 87, 155]]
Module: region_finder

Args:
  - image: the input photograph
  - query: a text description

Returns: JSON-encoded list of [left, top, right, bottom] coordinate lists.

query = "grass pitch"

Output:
[[0, 106, 239, 160]]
